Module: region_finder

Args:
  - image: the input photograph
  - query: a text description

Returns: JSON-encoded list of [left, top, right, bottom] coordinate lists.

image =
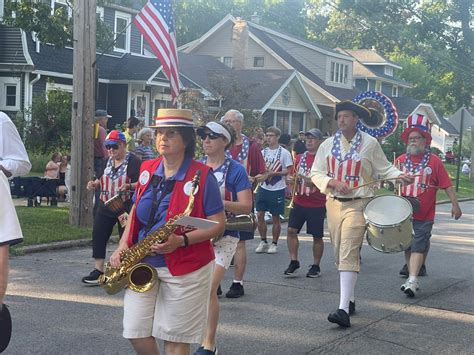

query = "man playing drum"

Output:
[[396, 114, 462, 297], [311, 101, 413, 328]]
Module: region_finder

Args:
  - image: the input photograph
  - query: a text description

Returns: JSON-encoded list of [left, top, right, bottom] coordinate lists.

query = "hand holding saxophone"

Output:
[[110, 245, 128, 268], [150, 233, 184, 254]]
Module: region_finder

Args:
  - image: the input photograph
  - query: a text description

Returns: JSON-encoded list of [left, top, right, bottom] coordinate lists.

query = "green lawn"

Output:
[[441, 163, 474, 200], [14, 206, 91, 247]]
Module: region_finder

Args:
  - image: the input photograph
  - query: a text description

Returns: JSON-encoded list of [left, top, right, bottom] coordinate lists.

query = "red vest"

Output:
[[127, 157, 215, 276]]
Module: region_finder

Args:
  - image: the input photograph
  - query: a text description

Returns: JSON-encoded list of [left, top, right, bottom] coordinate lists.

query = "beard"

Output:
[[407, 144, 425, 155]]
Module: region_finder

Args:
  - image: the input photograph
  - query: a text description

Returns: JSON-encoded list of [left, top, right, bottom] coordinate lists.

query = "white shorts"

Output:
[[213, 235, 239, 269], [123, 261, 214, 343], [0, 172, 23, 245]]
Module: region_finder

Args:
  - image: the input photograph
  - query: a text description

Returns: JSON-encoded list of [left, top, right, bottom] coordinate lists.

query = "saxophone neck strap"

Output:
[[143, 176, 175, 235]]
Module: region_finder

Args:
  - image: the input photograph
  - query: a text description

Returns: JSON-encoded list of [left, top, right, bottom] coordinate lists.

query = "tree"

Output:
[[25, 88, 73, 154], [2, 0, 114, 51]]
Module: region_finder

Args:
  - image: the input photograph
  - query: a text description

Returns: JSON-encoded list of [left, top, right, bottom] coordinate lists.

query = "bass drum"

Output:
[[364, 195, 413, 253]]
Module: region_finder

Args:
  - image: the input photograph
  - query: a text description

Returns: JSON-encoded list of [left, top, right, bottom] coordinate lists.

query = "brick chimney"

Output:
[[232, 18, 248, 70]]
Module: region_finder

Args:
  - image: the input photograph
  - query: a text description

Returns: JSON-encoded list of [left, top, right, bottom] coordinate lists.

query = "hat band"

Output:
[[408, 124, 429, 132], [154, 116, 193, 126]]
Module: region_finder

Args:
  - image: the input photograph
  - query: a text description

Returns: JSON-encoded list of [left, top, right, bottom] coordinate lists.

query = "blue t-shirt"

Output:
[[219, 159, 252, 238], [133, 158, 223, 267]]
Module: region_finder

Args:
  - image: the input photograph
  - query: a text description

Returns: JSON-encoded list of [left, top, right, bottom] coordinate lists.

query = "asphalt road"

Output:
[[5, 200, 474, 354]]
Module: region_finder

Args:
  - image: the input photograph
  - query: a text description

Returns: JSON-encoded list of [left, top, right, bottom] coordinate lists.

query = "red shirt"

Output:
[[292, 152, 326, 208], [94, 126, 108, 158], [228, 138, 266, 177], [396, 153, 452, 221]]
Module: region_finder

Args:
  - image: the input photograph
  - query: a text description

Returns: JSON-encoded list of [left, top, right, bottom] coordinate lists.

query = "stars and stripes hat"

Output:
[[401, 113, 432, 144], [150, 109, 194, 128], [104, 130, 126, 145]]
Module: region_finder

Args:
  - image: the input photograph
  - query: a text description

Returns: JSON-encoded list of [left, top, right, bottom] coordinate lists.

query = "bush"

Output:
[[28, 152, 52, 174]]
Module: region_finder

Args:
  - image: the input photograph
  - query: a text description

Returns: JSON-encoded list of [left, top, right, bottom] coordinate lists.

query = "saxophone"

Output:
[[99, 170, 201, 295]]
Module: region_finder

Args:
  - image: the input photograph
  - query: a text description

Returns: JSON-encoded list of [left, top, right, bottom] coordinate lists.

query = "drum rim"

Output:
[[364, 195, 412, 223]]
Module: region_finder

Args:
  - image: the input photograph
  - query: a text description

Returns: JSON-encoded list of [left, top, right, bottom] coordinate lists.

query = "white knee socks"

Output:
[[339, 271, 358, 313]]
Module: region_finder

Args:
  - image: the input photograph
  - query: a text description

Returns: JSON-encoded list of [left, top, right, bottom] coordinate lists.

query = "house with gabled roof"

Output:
[[180, 14, 360, 135], [180, 14, 442, 135], [337, 48, 412, 98]]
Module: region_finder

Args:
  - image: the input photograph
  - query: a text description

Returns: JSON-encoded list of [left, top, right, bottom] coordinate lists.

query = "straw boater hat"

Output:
[[150, 108, 194, 128], [400, 113, 432, 145], [335, 101, 371, 121]]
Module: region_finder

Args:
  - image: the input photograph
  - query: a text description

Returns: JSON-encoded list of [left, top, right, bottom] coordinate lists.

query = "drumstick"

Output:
[[350, 174, 422, 191]]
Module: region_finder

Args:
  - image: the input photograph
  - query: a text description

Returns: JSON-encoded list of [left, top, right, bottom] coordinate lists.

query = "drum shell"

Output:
[[364, 195, 413, 253]]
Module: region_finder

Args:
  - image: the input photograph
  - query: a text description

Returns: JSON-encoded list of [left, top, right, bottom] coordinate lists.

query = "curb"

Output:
[[17, 235, 119, 255]]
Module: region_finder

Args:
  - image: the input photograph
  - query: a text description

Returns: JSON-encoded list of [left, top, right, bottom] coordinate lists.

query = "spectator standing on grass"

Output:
[[0, 111, 31, 352]]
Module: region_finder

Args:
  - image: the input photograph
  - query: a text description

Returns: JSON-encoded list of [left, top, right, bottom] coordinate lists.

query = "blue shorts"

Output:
[[288, 203, 326, 237], [255, 188, 285, 215], [410, 220, 434, 253]]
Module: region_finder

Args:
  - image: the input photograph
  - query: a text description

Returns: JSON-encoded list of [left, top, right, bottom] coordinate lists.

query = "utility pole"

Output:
[[70, 0, 96, 227]]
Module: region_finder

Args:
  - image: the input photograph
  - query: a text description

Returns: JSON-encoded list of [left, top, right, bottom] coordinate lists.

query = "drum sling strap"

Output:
[[143, 175, 176, 235]]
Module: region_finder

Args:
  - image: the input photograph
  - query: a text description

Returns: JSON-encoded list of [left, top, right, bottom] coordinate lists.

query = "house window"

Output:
[[330, 61, 348, 84], [222, 57, 233, 68], [375, 81, 382, 92], [384, 66, 394, 76], [392, 85, 398, 97], [253, 56, 264, 67], [115, 11, 131, 52], [0, 78, 20, 110]]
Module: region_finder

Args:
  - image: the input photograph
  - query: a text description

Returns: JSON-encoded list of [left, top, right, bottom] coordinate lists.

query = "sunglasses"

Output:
[[105, 144, 119, 150], [198, 131, 223, 140]]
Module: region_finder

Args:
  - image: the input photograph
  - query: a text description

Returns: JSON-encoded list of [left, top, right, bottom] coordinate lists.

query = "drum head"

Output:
[[364, 195, 412, 225], [0, 304, 12, 352]]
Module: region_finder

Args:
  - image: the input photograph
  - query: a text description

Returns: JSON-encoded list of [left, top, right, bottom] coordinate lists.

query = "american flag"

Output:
[[133, 1, 180, 105]]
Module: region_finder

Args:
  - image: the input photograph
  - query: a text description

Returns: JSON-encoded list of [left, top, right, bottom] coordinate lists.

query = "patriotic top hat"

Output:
[[150, 109, 194, 128], [401, 113, 432, 144]]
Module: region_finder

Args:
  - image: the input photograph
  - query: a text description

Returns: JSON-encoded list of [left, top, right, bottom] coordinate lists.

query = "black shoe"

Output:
[[225, 282, 244, 298], [349, 301, 355, 315], [328, 309, 350, 327], [418, 264, 427, 276], [217, 284, 222, 297], [306, 264, 321, 278], [284, 260, 300, 276], [399, 264, 409, 277], [81, 269, 103, 285]]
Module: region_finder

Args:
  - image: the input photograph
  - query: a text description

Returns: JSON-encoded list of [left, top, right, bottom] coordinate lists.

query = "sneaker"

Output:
[[284, 260, 300, 276], [400, 264, 427, 277], [306, 264, 321, 278], [255, 240, 269, 253], [349, 301, 355, 316], [264, 211, 272, 222], [194, 346, 218, 355], [328, 309, 350, 327], [81, 269, 103, 285], [401, 279, 419, 298], [217, 284, 222, 297], [399, 264, 409, 277], [226, 282, 244, 298], [267, 243, 278, 254]]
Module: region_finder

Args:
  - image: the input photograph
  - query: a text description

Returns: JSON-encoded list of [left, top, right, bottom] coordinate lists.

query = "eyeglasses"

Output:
[[408, 136, 425, 142], [265, 134, 276, 137], [198, 131, 223, 140], [155, 129, 180, 138], [223, 119, 240, 125], [105, 144, 119, 150]]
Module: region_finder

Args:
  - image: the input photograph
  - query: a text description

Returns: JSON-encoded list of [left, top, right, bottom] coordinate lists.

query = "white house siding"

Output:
[[303, 83, 335, 106], [246, 39, 285, 69], [192, 23, 284, 70], [271, 84, 306, 111], [431, 125, 457, 153]]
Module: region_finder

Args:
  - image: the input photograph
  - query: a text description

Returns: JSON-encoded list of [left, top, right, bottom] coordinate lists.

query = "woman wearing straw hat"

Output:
[[110, 109, 226, 355], [195, 121, 253, 354]]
